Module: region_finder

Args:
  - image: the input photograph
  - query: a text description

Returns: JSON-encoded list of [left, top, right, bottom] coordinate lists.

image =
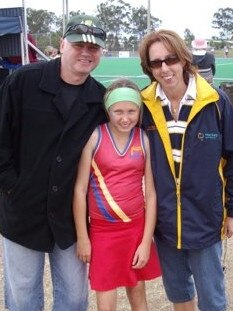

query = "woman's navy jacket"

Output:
[[142, 75, 233, 249]]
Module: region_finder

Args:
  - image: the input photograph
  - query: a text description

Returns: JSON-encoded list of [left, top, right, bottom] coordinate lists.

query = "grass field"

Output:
[[92, 56, 233, 89]]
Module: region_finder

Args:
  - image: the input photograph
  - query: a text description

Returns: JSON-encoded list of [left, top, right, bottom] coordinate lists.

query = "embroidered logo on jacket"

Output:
[[197, 132, 218, 141]]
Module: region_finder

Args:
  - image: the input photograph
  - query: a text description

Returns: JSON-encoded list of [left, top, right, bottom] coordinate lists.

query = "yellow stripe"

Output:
[[142, 83, 176, 179], [92, 159, 131, 222], [188, 76, 219, 123], [142, 83, 180, 247], [176, 187, 182, 249], [219, 158, 227, 239], [176, 135, 186, 249]]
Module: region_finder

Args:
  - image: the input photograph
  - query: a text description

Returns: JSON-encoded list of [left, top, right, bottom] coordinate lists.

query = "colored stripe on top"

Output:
[[88, 123, 146, 222]]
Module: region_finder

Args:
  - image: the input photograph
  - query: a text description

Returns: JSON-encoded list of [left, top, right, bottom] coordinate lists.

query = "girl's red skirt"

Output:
[[89, 217, 161, 291]]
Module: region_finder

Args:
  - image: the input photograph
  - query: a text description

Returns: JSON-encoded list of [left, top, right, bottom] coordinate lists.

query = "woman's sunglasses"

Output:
[[64, 24, 106, 41], [149, 55, 180, 69]]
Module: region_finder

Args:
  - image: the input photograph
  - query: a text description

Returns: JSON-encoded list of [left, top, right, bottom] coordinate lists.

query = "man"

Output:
[[0, 14, 107, 311], [139, 29, 233, 311], [191, 38, 216, 85]]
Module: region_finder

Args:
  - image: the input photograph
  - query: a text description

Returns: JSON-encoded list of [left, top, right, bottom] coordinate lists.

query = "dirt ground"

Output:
[[0, 236, 232, 311]]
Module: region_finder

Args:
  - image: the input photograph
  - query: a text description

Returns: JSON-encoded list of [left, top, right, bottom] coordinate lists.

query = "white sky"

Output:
[[1, 0, 232, 39]]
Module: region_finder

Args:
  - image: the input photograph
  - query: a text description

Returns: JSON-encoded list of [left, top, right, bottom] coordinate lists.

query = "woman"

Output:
[[139, 29, 233, 311]]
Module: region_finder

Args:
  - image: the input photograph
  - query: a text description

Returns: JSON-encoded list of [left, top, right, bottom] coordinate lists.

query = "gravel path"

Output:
[[0, 236, 232, 310]]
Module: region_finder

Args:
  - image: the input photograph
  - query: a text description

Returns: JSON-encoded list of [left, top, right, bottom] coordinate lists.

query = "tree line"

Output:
[[26, 0, 233, 53]]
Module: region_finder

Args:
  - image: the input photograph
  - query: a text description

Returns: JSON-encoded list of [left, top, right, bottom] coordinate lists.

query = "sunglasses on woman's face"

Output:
[[149, 55, 180, 69], [64, 24, 106, 41]]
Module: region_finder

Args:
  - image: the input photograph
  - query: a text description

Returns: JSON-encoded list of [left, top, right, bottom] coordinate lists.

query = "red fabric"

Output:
[[7, 34, 38, 64], [88, 124, 145, 221], [89, 217, 161, 291]]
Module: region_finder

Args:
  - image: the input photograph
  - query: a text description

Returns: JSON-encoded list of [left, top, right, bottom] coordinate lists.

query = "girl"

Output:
[[73, 78, 161, 311]]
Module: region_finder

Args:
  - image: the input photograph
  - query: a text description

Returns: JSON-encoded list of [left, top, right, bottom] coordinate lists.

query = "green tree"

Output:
[[212, 7, 233, 40], [184, 28, 195, 47], [27, 8, 61, 52], [131, 6, 161, 40], [96, 0, 161, 51], [97, 0, 131, 38], [27, 8, 59, 33], [122, 35, 137, 54], [25, 3, 162, 54]]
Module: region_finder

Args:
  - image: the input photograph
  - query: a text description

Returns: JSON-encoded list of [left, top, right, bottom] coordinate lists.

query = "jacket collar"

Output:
[[141, 75, 220, 179], [142, 74, 219, 115], [38, 58, 105, 125], [38, 58, 104, 103], [39, 58, 62, 94]]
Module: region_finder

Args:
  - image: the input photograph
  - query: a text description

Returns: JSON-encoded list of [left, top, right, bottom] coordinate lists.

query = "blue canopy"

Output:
[[0, 8, 24, 58], [0, 16, 22, 36]]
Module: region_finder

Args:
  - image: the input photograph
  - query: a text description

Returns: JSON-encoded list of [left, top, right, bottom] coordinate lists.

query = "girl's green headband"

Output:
[[104, 87, 142, 110]]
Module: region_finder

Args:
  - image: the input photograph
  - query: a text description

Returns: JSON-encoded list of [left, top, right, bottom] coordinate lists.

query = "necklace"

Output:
[[171, 105, 179, 121], [171, 106, 177, 115]]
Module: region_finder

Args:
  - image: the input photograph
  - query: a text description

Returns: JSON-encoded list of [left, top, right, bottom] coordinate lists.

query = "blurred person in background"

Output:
[[224, 45, 229, 58], [191, 38, 215, 85], [44, 45, 60, 59]]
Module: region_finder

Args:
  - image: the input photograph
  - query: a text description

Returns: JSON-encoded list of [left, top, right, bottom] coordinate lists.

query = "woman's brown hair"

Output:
[[139, 29, 197, 84]]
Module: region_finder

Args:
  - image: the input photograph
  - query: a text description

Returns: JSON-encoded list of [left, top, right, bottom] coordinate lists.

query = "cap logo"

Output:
[[64, 15, 106, 48], [81, 34, 97, 45], [82, 34, 87, 42], [81, 19, 97, 27], [92, 35, 96, 44]]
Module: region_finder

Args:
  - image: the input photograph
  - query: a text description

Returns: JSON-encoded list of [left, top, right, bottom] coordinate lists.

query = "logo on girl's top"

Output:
[[130, 146, 143, 158]]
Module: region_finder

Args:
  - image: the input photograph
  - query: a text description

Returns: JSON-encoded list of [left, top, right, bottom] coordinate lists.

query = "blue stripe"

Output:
[[90, 175, 116, 222]]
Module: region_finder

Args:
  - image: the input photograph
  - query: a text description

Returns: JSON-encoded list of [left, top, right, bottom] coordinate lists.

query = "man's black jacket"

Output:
[[0, 58, 106, 251]]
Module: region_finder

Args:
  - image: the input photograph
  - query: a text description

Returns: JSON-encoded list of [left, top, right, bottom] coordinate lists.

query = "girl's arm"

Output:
[[132, 131, 157, 269], [73, 128, 98, 263]]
